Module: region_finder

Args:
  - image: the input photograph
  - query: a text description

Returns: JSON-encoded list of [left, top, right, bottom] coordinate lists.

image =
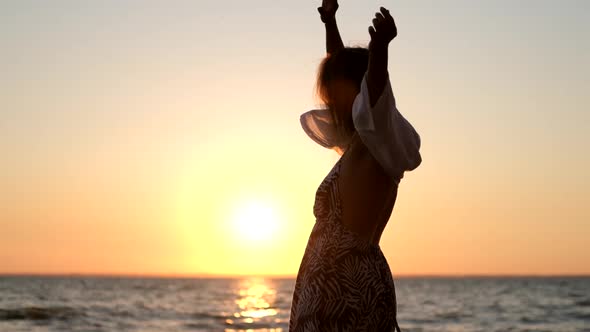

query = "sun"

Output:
[[232, 200, 280, 242]]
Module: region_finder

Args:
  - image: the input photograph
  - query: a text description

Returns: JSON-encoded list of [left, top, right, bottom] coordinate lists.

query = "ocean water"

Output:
[[0, 276, 589, 332]]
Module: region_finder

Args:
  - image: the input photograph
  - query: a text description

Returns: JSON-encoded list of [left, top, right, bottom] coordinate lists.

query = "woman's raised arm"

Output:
[[367, 7, 397, 107], [318, 0, 344, 55], [352, 8, 422, 179]]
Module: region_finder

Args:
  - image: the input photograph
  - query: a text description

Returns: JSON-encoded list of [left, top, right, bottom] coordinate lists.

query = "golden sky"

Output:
[[1, 0, 589, 276]]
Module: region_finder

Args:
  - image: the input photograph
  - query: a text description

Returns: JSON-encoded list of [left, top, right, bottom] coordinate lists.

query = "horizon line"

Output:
[[1, 272, 589, 279]]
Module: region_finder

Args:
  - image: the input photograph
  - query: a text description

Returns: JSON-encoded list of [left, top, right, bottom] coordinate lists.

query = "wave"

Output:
[[566, 311, 590, 320], [435, 310, 473, 320], [0, 306, 80, 321], [191, 311, 229, 320], [519, 315, 546, 324], [574, 299, 590, 307]]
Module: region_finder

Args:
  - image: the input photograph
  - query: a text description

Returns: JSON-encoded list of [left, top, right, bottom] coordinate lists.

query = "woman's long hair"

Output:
[[316, 47, 369, 137]]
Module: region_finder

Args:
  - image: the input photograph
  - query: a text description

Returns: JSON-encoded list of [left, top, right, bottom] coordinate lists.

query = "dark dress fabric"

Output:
[[289, 157, 401, 332]]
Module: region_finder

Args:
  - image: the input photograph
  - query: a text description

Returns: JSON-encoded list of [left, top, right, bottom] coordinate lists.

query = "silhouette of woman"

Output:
[[289, 1, 422, 331]]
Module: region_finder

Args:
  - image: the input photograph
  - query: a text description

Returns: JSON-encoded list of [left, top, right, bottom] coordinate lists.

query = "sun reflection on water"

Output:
[[224, 278, 285, 332]]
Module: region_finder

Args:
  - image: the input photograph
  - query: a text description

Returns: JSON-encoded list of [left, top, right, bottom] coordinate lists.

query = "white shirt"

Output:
[[300, 74, 421, 181]]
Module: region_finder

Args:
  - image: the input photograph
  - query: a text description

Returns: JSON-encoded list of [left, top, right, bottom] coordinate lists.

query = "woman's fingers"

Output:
[[370, 7, 397, 43], [381, 7, 391, 20], [373, 13, 385, 25], [372, 12, 388, 33], [379, 7, 395, 26], [374, 9, 395, 27]]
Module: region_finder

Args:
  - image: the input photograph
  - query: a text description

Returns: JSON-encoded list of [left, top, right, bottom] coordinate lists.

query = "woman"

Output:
[[289, 1, 422, 331]]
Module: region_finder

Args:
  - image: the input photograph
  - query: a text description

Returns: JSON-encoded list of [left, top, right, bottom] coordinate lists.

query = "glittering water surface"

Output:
[[0, 276, 589, 331]]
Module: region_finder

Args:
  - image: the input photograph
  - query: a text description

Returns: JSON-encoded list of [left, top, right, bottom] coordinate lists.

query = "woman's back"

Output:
[[339, 134, 400, 245]]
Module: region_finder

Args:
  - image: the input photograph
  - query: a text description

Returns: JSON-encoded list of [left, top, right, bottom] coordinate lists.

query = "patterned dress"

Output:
[[289, 157, 402, 332]]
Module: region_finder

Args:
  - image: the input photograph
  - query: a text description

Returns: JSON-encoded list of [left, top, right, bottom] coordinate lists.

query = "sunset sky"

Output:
[[1, 0, 589, 276]]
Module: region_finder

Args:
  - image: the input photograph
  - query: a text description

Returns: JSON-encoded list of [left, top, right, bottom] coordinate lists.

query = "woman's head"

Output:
[[317, 47, 369, 137]]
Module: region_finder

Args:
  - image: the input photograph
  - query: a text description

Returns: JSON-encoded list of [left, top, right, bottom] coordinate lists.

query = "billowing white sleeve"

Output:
[[352, 74, 422, 181]]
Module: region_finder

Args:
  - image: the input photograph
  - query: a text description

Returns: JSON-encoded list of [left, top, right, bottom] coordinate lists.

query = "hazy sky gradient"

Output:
[[1, 0, 589, 276]]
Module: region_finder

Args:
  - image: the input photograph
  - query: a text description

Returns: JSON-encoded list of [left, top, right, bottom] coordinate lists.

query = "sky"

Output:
[[1, 0, 589, 277]]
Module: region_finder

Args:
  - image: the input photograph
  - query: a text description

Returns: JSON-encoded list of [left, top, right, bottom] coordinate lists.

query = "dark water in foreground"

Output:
[[0, 276, 589, 331]]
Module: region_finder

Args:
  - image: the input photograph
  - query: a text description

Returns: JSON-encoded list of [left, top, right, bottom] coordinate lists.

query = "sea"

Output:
[[0, 276, 589, 332]]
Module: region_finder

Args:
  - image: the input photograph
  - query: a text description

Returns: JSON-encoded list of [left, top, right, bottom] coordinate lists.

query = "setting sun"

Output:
[[232, 200, 281, 242]]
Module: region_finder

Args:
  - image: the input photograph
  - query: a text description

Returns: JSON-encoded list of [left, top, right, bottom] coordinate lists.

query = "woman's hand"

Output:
[[369, 7, 397, 47], [319, 0, 343, 54], [318, 0, 339, 23]]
